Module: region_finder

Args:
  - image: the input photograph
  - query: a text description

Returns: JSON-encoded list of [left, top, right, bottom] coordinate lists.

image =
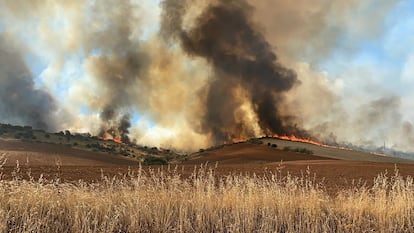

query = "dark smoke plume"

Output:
[[161, 0, 302, 143], [118, 114, 131, 143], [0, 34, 56, 130], [99, 108, 131, 143], [81, 1, 150, 143]]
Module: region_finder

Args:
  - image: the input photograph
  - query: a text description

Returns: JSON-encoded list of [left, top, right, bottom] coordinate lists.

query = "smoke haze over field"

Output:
[[0, 0, 413, 152]]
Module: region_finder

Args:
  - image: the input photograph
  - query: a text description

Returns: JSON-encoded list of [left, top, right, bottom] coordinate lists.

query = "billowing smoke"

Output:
[[0, 0, 413, 153], [248, 0, 400, 63], [73, 0, 150, 143], [2, 0, 152, 142], [161, 0, 305, 143], [0, 34, 56, 130]]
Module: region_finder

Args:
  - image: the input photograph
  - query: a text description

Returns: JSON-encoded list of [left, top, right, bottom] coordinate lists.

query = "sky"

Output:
[[0, 0, 414, 152], [321, 0, 414, 96], [334, 0, 414, 129]]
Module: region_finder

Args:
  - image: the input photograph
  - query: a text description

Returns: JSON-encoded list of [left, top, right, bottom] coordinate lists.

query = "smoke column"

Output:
[[161, 0, 307, 143], [0, 34, 56, 130]]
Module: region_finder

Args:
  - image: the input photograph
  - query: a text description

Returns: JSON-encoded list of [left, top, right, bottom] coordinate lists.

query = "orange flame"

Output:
[[113, 138, 123, 144], [272, 135, 354, 151], [273, 134, 326, 147], [232, 138, 248, 143], [223, 138, 248, 145], [99, 134, 123, 144], [225, 135, 326, 147]]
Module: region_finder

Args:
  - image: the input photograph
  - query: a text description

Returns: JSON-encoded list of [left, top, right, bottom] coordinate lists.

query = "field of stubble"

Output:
[[1, 140, 414, 232]]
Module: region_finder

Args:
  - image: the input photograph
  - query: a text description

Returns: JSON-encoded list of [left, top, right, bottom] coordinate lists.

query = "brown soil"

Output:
[[2, 140, 414, 194], [1, 162, 413, 194], [0, 139, 137, 166], [185, 143, 333, 164]]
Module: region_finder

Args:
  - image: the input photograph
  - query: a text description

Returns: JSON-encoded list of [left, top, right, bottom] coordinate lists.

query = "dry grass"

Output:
[[0, 157, 413, 232]]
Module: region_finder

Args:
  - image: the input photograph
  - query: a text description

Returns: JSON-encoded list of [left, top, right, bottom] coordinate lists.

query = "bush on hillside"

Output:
[[248, 138, 263, 145], [143, 156, 168, 165], [283, 146, 313, 155]]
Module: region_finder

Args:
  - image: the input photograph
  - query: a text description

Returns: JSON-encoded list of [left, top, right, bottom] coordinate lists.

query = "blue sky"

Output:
[[310, 0, 414, 108]]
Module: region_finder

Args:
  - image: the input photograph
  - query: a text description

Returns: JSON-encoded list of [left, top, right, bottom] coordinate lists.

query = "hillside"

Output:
[[0, 123, 185, 166], [1, 124, 414, 189], [260, 138, 414, 164], [2, 122, 414, 168], [186, 138, 414, 165], [185, 142, 332, 164]]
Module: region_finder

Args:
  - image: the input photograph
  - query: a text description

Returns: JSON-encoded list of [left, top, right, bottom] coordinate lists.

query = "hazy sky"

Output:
[[0, 0, 413, 152]]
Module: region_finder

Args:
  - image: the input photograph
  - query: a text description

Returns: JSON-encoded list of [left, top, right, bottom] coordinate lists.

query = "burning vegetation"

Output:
[[272, 135, 327, 147], [98, 109, 131, 144]]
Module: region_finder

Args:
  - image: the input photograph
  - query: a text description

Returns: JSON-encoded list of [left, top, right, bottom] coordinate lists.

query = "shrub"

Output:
[[23, 126, 32, 130], [283, 146, 291, 151], [248, 138, 263, 145], [296, 148, 313, 155], [143, 156, 168, 165], [56, 131, 64, 136], [283, 146, 313, 155], [120, 151, 130, 157]]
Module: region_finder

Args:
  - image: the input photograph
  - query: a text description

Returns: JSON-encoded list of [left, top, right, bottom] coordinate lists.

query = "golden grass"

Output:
[[0, 162, 413, 232]]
